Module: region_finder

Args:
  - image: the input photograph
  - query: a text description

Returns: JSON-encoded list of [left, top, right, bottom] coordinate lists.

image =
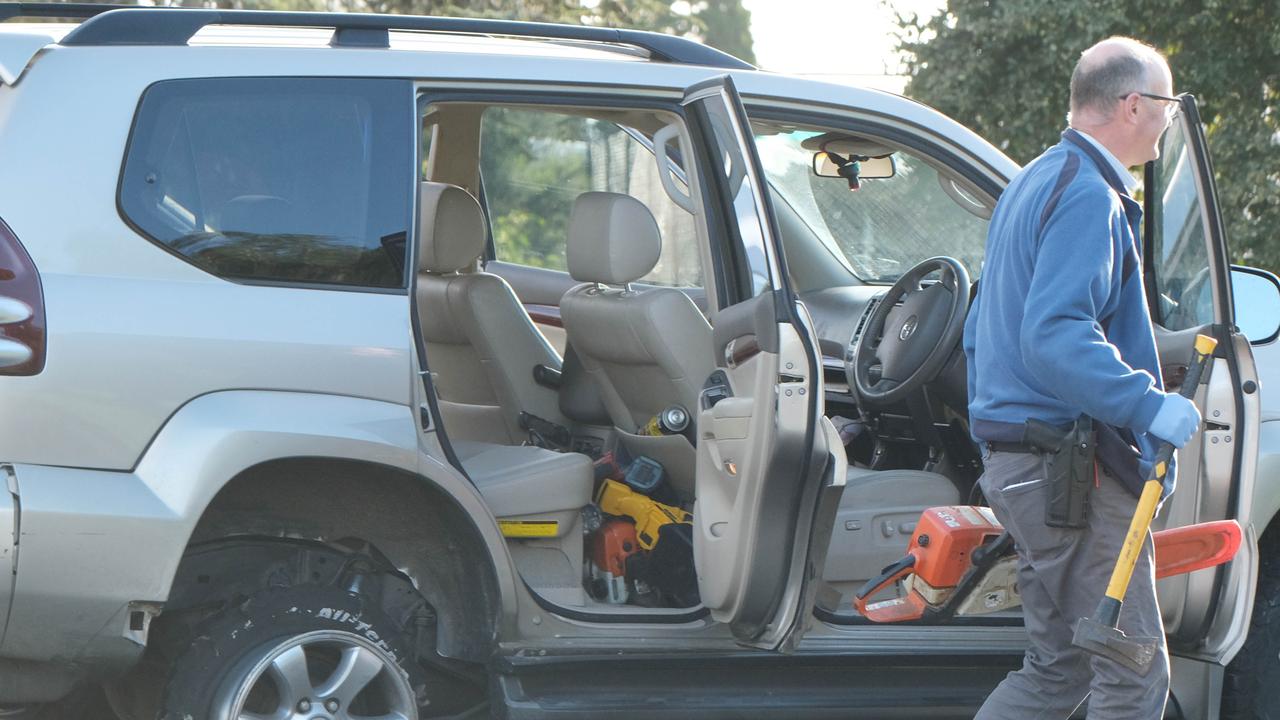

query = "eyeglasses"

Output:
[[1118, 91, 1181, 120]]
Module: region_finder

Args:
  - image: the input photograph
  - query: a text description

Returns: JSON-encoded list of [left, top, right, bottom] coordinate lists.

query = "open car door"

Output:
[[681, 76, 846, 650], [1144, 94, 1260, 665]]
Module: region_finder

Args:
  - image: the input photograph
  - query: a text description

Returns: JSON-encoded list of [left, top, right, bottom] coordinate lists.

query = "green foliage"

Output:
[[896, 0, 1280, 275], [480, 108, 593, 272], [479, 107, 702, 286], [694, 0, 756, 65]]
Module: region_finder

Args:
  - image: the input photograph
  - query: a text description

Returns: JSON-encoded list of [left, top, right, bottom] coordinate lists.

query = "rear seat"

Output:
[[453, 441, 594, 606], [453, 441, 593, 518], [417, 181, 595, 604]]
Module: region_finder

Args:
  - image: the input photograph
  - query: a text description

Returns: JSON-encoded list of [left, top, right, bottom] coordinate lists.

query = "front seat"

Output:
[[823, 466, 962, 598], [416, 181, 566, 445], [560, 192, 714, 494]]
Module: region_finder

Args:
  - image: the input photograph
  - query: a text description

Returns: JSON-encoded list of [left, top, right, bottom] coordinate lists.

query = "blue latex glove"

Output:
[[1148, 393, 1202, 448]]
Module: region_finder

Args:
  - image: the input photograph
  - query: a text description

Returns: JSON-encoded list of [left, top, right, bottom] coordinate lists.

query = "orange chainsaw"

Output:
[[853, 505, 1242, 623]]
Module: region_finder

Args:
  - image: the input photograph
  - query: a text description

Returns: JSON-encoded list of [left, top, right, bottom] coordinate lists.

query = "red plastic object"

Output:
[[858, 586, 930, 623], [1152, 519, 1242, 580], [854, 506, 1003, 622], [589, 518, 640, 577]]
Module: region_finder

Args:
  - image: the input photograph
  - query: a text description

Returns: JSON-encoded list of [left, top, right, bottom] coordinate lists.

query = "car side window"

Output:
[[120, 78, 413, 289], [1149, 118, 1215, 330], [479, 107, 702, 288]]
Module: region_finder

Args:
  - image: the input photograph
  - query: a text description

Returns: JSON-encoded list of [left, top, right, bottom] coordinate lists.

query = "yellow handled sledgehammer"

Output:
[[1071, 333, 1218, 673]]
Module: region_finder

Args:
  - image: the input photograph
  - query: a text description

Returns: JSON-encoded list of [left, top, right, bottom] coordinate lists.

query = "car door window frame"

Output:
[[441, 95, 712, 294], [1143, 94, 1237, 331], [408, 83, 780, 627], [1146, 94, 1233, 330]]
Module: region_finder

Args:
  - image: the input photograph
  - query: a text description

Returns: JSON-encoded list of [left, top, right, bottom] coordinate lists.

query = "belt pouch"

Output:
[[1095, 422, 1145, 497], [1024, 416, 1095, 529]]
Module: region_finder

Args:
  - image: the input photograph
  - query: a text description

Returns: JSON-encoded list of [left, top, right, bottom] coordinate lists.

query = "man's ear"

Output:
[[1121, 94, 1143, 125]]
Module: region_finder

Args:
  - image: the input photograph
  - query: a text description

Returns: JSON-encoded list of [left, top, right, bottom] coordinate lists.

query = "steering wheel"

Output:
[[847, 256, 971, 406]]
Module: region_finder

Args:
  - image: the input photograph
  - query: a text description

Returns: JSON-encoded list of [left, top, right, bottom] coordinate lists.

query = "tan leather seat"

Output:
[[416, 182, 566, 445], [823, 466, 962, 587], [452, 441, 593, 519], [560, 192, 714, 432], [452, 439, 594, 607]]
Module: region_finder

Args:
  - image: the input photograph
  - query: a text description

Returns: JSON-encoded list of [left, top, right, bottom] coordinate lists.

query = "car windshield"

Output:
[[754, 128, 991, 284]]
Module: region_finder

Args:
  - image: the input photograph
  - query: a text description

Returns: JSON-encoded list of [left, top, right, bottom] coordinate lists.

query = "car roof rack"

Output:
[[0, 3, 753, 69]]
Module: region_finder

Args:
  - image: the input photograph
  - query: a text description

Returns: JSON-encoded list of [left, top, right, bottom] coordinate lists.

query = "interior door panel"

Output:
[[1151, 326, 1237, 641], [683, 75, 839, 648], [694, 314, 825, 624]]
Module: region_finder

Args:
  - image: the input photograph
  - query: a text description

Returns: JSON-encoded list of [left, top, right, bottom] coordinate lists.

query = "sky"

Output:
[[742, 0, 946, 93]]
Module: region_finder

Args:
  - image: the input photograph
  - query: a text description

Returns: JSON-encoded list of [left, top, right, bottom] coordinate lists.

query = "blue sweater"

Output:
[[964, 129, 1169, 483]]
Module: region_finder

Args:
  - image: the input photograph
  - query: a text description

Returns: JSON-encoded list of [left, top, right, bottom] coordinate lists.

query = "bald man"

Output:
[[962, 37, 1201, 719]]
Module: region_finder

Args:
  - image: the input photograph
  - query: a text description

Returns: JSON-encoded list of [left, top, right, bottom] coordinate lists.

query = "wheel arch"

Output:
[[178, 455, 505, 661], [134, 390, 518, 661]]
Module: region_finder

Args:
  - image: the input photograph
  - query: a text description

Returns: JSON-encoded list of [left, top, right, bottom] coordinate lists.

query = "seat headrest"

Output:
[[567, 192, 662, 285], [418, 182, 486, 273]]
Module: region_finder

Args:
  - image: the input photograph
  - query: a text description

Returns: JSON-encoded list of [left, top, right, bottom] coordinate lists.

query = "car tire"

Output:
[[159, 584, 430, 720], [1221, 530, 1280, 719]]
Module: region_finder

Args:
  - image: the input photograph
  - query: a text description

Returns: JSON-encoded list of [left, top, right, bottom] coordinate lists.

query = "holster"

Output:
[[1024, 415, 1096, 529]]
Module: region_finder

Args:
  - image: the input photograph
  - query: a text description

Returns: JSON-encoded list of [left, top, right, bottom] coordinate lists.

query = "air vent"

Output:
[[850, 294, 883, 350]]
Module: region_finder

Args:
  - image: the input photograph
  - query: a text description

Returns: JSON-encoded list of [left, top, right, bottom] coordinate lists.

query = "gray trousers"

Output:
[[974, 451, 1170, 720]]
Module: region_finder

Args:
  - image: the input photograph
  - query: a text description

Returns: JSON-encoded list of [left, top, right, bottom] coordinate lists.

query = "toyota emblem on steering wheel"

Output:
[[900, 315, 919, 341]]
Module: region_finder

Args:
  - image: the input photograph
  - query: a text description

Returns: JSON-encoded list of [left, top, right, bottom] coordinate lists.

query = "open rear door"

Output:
[[1144, 94, 1260, 664], [682, 76, 845, 650]]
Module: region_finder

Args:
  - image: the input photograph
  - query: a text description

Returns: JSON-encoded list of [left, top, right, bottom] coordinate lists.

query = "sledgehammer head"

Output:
[[1071, 603, 1161, 674]]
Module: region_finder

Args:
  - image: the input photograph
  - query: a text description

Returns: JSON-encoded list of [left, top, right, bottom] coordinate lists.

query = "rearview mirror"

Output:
[[812, 152, 896, 181], [800, 132, 897, 189], [1232, 265, 1280, 344]]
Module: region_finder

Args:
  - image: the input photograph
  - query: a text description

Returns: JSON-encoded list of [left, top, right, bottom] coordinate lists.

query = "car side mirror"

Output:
[[1231, 265, 1280, 344]]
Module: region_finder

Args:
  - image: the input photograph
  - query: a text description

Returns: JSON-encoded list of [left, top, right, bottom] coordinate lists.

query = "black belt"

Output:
[[986, 440, 1038, 454]]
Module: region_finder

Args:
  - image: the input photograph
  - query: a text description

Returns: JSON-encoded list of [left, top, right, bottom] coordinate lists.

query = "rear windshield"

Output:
[[119, 77, 413, 289]]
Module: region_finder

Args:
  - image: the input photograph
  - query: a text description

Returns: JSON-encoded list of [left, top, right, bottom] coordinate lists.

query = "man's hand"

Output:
[[1149, 393, 1202, 448]]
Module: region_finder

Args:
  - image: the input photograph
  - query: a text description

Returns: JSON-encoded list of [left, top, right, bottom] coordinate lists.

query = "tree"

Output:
[[694, 0, 756, 65], [896, 0, 1280, 276]]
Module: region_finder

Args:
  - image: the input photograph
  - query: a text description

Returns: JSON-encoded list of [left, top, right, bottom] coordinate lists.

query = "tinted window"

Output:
[[121, 78, 412, 289]]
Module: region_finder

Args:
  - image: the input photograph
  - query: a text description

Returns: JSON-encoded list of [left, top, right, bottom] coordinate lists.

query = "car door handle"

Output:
[[724, 334, 759, 368]]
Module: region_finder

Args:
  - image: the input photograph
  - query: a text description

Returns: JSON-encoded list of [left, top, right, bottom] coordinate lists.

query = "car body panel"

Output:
[[0, 29, 54, 85], [0, 274, 413, 470], [0, 391, 518, 665]]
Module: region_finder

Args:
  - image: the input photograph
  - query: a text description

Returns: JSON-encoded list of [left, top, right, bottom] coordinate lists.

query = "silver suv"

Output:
[[1, 4, 1278, 719]]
